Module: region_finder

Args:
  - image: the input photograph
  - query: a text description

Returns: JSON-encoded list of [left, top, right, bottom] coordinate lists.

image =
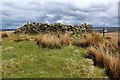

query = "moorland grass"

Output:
[[2, 37, 107, 78], [2, 32, 119, 78], [35, 33, 71, 48], [11, 34, 31, 42], [73, 33, 103, 47], [85, 32, 120, 79]]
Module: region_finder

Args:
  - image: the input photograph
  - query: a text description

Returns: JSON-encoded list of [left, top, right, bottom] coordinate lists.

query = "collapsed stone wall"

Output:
[[14, 22, 93, 34]]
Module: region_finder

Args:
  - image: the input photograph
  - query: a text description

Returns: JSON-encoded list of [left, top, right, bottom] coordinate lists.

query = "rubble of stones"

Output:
[[14, 22, 93, 35]]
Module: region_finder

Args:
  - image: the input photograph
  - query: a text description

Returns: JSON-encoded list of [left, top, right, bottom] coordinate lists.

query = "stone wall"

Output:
[[14, 22, 93, 35]]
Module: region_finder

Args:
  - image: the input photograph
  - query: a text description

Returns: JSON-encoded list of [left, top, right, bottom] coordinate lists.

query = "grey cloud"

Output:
[[1, 1, 118, 29]]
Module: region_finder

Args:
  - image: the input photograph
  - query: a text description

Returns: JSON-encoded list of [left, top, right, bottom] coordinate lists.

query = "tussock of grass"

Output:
[[35, 33, 71, 48], [35, 33, 61, 48], [11, 34, 30, 42], [73, 32, 103, 47], [91, 32, 103, 43], [103, 54, 120, 79], [59, 33, 71, 46], [73, 38, 89, 47], [1, 32, 9, 38], [86, 38, 120, 79]]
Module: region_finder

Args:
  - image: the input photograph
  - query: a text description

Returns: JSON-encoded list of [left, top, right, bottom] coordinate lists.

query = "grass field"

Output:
[[1, 33, 107, 78]]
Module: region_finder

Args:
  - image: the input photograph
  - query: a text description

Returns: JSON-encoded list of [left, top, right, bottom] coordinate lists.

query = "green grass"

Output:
[[2, 37, 107, 78]]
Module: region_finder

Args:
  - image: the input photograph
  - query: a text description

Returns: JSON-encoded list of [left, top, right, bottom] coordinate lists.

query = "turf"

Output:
[[2, 37, 107, 78]]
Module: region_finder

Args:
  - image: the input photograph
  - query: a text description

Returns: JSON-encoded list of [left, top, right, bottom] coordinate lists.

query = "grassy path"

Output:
[[2, 38, 107, 78]]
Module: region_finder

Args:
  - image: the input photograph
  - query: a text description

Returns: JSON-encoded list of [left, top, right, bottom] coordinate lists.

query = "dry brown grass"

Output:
[[86, 36, 120, 78], [99, 32, 118, 40], [11, 34, 30, 42], [87, 46, 105, 67], [59, 33, 71, 46], [1, 32, 9, 38], [87, 46, 120, 78], [103, 54, 120, 78], [105, 36, 112, 40], [73, 38, 89, 47], [73, 32, 103, 47], [35, 33, 71, 48], [35, 33, 61, 48], [91, 32, 103, 44]]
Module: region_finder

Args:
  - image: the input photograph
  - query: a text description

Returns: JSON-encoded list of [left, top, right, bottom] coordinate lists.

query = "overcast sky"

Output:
[[1, 0, 119, 29]]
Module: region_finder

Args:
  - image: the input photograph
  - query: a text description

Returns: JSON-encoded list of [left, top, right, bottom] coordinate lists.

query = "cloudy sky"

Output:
[[1, 0, 119, 29]]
